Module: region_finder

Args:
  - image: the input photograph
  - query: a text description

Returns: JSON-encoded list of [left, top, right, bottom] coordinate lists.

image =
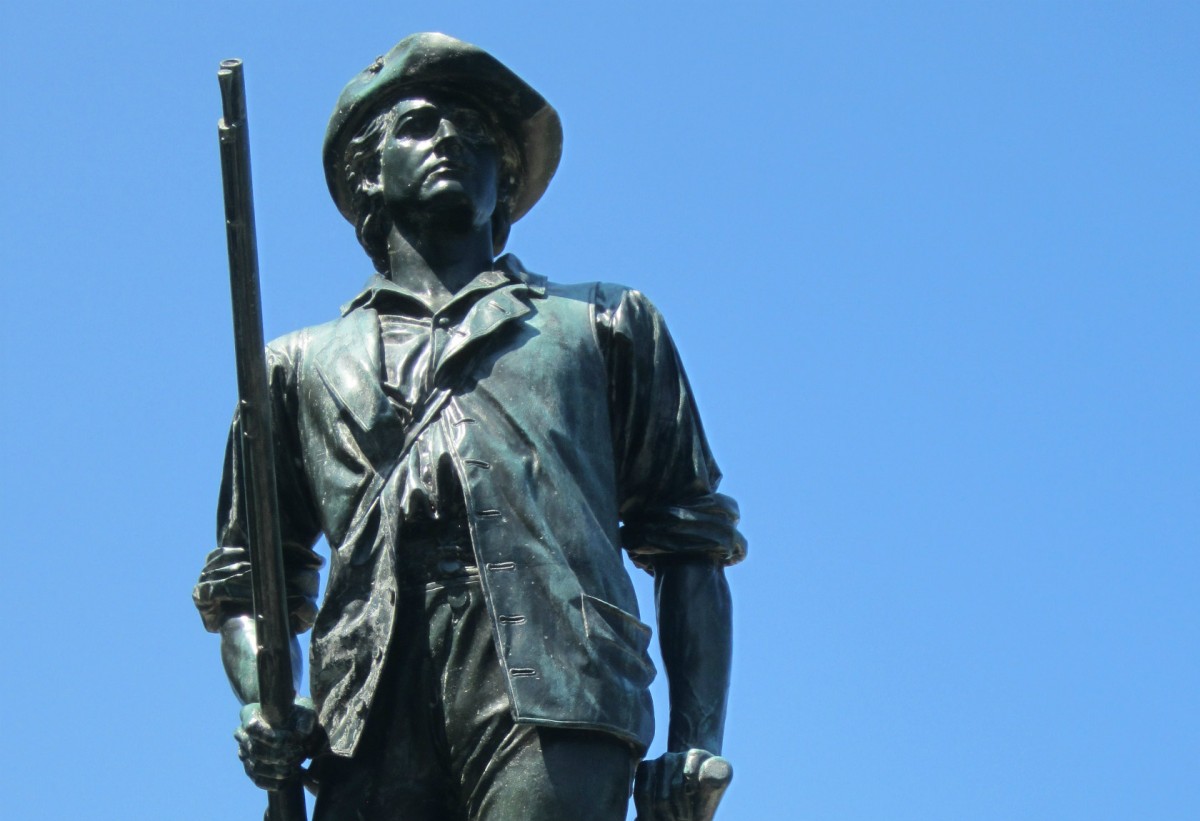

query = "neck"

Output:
[[384, 222, 494, 312]]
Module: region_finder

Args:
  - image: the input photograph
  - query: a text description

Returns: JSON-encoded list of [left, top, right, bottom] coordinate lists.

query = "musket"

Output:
[[635, 752, 733, 821], [691, 755, 733, 821], [216, 58, 308, 821]]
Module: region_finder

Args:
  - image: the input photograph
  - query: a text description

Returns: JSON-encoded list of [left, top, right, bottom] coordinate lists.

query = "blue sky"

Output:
[[1, 2, 1196, 819]]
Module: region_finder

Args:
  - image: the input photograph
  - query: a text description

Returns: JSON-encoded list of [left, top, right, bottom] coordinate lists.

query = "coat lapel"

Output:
[[311, 308, 407, 475], [433, 283, 537, 385]]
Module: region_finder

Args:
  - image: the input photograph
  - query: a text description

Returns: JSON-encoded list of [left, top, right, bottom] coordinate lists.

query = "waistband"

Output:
[[395, 515, 478, 588]]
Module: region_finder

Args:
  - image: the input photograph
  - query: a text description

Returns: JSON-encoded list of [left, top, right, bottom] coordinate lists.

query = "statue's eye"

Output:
[[394, 110, 438, 140], [453, 110, 492, 144], [393, 106, 494, 146]]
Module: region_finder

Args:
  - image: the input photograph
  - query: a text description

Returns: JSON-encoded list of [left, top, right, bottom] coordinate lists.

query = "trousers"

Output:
[[310, 571, 637, 821]]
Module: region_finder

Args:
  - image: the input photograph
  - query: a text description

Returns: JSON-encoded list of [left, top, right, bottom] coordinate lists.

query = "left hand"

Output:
[[634, 749, 732, 821]]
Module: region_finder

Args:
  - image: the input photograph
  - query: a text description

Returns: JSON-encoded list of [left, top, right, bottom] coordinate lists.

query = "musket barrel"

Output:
[[217, 58, 308, 821], [218, 59, 246, 125]]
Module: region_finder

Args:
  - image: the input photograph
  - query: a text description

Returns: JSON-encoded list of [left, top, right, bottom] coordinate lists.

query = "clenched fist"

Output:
[[234, 697, 319, 790]]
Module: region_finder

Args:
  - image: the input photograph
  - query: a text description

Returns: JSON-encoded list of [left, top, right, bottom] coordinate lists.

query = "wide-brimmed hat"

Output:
[[323, 32, 562, 225]]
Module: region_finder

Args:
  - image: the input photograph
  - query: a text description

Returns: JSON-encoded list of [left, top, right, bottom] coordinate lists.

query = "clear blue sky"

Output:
[[1, 2, 1196, 820]]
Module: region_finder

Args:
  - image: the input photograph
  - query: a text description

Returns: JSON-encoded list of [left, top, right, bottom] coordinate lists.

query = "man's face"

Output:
[[378, 95, 501, 233]]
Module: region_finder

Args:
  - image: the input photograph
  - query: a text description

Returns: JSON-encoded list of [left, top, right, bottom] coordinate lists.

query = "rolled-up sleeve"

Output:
[[596, 284, 747, 569], [193, 340, 324, 633]]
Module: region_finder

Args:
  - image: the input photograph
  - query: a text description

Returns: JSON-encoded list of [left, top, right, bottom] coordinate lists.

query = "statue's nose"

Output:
[[432, 118, 465, 157], [434, 117, 460, 141]]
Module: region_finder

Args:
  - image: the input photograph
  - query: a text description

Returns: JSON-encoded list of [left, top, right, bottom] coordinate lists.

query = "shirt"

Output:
[[364, 268, 515, 524]]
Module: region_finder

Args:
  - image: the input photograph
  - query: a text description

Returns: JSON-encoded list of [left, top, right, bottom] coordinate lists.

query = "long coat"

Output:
[[194, 256, 744, 756]]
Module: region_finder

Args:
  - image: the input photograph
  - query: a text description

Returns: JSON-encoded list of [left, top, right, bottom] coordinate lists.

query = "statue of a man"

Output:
[[194, 32, 745, 821]]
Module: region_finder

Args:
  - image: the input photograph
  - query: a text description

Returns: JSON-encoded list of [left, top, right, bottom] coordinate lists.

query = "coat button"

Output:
[[437, 559, 464, 575]]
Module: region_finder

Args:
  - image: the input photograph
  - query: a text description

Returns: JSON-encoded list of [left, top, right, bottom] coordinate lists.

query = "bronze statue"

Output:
[[195, 32, 745, 821]]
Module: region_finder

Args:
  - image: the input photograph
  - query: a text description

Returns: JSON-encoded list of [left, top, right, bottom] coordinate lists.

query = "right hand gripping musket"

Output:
[[216, 58, 308, 821]]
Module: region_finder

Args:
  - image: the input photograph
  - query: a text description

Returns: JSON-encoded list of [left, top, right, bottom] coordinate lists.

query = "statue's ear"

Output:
[[343, 131, 385, 205], [359, 176, 383, 198], [349, 148, 384, 198], [491, 171, 519, 254], [491, 206, 512, 255]]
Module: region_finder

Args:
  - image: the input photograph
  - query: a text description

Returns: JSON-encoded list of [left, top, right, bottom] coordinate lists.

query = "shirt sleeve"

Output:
[[192, 338, 324, 634], [595, 283, 747, 570]]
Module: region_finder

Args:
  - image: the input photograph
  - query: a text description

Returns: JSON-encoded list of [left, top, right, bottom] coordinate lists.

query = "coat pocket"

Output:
[[581, 594, 656, 688]]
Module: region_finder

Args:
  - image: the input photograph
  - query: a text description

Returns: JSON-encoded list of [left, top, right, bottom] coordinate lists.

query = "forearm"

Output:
[[653, 557, 732, 754], [219, 614, 303, 705]]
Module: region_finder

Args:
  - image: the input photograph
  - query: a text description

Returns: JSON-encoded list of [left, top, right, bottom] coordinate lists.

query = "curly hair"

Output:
[[341, 99, 523, 272]]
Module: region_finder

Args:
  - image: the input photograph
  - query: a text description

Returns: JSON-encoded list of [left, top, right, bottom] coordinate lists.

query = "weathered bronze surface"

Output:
[[196, 32, 745, 821]]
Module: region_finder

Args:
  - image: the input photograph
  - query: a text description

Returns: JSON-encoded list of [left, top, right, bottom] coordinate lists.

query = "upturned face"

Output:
[[378, 95, 501, 233]]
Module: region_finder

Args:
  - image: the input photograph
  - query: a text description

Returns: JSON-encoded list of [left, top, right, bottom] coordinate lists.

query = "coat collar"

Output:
[[339, 253, 546, 317], [312, 254, 545, 475]]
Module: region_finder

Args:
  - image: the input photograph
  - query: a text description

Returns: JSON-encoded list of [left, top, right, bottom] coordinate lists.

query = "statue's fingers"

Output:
[[242, 753, 300, 789], [292, 703, 317, 737], [633, 761, 654, 820], [653, 759, 680, 819], [257, 758, 299, 779], [676, 749, 712, 821], [683, 749, 710, 782], [252, 738, 306, 766], [248, 768, 292, 790], [669, 762, 692, 821], [669, 754, 686, 800], [241, 755, 272, 788], [634, 760, 664, 821]]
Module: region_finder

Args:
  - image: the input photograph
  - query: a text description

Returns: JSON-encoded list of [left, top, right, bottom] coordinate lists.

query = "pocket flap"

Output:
[[581, 593, 652, 653]]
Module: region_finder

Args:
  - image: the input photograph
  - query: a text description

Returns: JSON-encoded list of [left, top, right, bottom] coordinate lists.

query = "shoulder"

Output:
[[587, 283, 669, 345], [503, 254, 646, 316], [533, 278, 674, 367], [263, 314, 345, 371], [502, 253, 661, 319], [535, 277, 661, 324]]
